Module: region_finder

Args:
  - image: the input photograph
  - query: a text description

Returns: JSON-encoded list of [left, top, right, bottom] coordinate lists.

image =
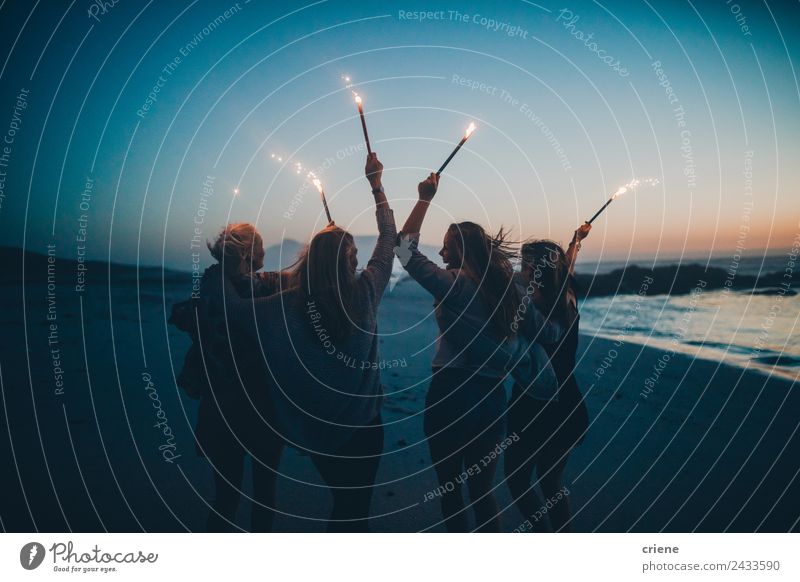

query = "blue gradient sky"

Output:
[[0, 0, 797, 270]]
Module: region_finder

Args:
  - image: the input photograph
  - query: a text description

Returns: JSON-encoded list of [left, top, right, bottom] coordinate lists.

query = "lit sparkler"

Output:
[[586, 178, 660, 224], [436, 122, 477, 176]]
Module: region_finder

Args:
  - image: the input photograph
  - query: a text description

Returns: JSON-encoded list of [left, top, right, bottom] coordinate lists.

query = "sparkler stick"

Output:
[[586, 191, 622, 224], [344, 76, 372, 154], [354, 93, 372, 155], [436, 122, 476, 176], [309, 173, 333, 224], [271, 152, 333, 223], [586, 178, 659, 224]]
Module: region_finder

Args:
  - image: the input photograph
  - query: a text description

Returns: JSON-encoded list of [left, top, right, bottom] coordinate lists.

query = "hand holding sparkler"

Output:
[[565, 223, 592, 276], [365, 152, 388, 210], [574, 222, 592, 242], [365, 152, 383, 190], [418, 173, 439, 202], [400, 172, 439, 233]]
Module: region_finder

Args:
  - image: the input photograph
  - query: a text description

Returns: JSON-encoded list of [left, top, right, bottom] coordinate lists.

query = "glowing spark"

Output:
[[588, 177, 660, 223], [233, 188, 239, 195], [307, 171, 323, 194], [613, 177, 659, 198], [465, 122, 477, 138], [271, 157, 333, 221]]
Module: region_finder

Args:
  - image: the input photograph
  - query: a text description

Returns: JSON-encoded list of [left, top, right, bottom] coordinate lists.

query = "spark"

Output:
[[465, 122, 477, 138]]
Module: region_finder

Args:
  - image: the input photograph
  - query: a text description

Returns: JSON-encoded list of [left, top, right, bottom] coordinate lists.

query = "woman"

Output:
[[397, 173, 562, 532], [212, 153, 395, 532], [504, 224, 591, 532], [171, 223, 287, 532]]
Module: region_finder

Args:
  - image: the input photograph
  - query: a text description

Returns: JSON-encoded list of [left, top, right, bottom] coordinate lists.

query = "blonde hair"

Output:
[[291, 225, 358, 342], [207, 223, 263, 275]]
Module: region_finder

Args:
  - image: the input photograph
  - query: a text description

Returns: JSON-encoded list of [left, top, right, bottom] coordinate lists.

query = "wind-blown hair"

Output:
[[520, 240, 574, 327], [446, 221, 519, 338], [291, 225, 359, 343], [207, 223, 263, 275]]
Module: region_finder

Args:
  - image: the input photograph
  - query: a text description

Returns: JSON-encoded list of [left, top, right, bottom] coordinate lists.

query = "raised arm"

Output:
[[395, 173, 458, 299], [565, 223, 591, 275], [360, 153, 397, 300], [401, 172, 438, 234], [397, 232, 456, 299]]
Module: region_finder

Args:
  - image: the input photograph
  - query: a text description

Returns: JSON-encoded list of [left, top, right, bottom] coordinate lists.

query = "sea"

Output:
[[577, 253, 799, 382]]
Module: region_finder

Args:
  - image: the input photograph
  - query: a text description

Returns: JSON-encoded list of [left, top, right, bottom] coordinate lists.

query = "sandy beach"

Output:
[[0, 273, 798, 533]]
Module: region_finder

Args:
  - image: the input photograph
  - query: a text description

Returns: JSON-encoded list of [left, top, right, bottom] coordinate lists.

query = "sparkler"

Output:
[[586, 178, 660, 224], [308, 171, 333, 224], [354, 92, 372, 155], [436, 122, 477, 176], [344, 76, 372, 154], [270, 153, 333, 224]]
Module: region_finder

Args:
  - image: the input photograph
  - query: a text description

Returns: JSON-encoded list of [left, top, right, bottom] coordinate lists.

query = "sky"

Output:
[[0, 0, 798, 271]]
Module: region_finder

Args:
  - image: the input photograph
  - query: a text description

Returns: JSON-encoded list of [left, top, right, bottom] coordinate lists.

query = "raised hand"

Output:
[[365, 152, 383, 190], [417, 173, 439, 202], [575, 222, 592, 241]]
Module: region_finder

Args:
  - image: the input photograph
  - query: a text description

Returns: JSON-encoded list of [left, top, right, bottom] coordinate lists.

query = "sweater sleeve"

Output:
[[209, 269, 276, 340], [255, 271, 292, 297], [358, 207, 397, 303], [396, 232, 456, 300]]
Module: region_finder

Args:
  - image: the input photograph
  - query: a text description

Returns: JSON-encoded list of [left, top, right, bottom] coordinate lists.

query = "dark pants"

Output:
[[504, 382, 587, 532], [309, 415, 385, 532], [424, 368, 507, 532], [199, 397, 284, 532]]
